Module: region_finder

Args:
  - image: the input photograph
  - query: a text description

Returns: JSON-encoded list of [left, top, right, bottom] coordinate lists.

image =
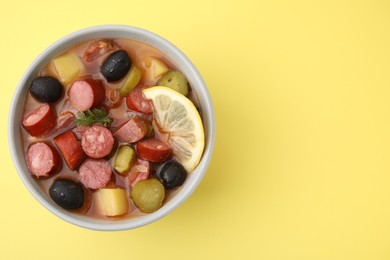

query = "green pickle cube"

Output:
[[119, 65, 142, 96], [114, 146, 136, 174]]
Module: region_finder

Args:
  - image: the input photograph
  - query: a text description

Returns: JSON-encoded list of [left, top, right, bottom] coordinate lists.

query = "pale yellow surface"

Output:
[[1, 0, 390, 259]]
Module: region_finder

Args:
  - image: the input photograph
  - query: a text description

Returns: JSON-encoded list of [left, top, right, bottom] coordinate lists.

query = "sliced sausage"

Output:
[[54, 131, 86, 170], [22, 104, 56, 136], [127, 159, 150, 187], [68, 79, 106, 111], [126, 85, 153, 114], [83, 40, 118, 62], [79, 158, 112, 189], [113, 116, 149, 143], [81, 125, 114, 158], [26, 142, 60, 177], [137, 138, 172, 162]]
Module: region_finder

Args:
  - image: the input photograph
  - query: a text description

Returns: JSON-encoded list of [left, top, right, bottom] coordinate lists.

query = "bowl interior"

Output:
[[9, 25, 215, 231]]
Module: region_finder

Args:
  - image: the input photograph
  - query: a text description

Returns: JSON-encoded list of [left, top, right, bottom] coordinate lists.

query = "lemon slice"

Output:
[[143, 86, 204, 172]]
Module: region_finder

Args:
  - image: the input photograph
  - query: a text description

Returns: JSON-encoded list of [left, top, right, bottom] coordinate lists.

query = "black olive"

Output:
[[29, 76, 63, 103], [155, 160, 187, 189], [100, 50, 131, 82], [49, 179, 84, 209]]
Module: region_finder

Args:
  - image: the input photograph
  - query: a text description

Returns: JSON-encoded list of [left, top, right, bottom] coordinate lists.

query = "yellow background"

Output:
[[1, 0, 390, 259]]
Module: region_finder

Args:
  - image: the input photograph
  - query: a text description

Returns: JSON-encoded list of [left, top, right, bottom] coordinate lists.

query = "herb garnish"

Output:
[[74, 108, 112, 127]]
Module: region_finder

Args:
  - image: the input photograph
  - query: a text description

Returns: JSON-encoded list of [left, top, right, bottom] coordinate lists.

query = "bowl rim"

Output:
[[8, 24, 215, 231]]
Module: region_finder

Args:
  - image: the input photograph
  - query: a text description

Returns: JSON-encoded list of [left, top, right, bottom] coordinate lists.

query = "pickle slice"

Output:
[[131, 179, 165, 213], [119, 65, 142, 96], [157, 70, 189, 96], [113, 146, 136, 174]]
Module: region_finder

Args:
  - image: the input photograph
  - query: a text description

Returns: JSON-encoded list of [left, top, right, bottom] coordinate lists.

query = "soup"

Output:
[[21, 38, 204, 219]]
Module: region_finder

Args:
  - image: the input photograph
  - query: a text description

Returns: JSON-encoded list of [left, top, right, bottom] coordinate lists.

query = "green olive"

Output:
[[131, 178, 165, 213], [157, 70, 188, 96]]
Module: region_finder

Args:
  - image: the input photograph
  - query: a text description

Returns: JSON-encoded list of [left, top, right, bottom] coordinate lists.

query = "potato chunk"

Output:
[[95, 188, 129, 216], [53, 52, 83, 85], [148, 57, 169, 78]]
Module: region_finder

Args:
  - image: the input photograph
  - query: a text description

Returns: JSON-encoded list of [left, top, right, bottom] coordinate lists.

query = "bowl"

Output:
[[8, 25, 215, 231]]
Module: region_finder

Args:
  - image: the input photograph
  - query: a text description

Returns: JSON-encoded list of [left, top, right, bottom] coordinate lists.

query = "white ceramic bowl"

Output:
[[8, 25, 215, 231]]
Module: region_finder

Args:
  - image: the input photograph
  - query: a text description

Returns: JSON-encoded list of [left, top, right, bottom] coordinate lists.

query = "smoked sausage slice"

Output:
[[113, 116, 149, 143], [126, 85, 153, 114], [54, 131, 86, 170], [78, 158, 112, 189], [81, 125, 114, 158], [136, 138, 172, 163], [26, 142, 60, 177], [68, 79, 106, 112], [22, 104, 56, 136]]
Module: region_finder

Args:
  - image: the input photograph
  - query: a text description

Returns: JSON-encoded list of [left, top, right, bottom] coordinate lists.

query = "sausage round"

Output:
[[26, 142, 60, 177], [136, 138, 172, 162], [81, 125, 114, 158], [54, 131, 86, 170], [126, 85, 153, 114], [68, 79, 106, 111], [113, 116, 149, 143], [22, 104, 56, 136], [78, 158, 112, 189]]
